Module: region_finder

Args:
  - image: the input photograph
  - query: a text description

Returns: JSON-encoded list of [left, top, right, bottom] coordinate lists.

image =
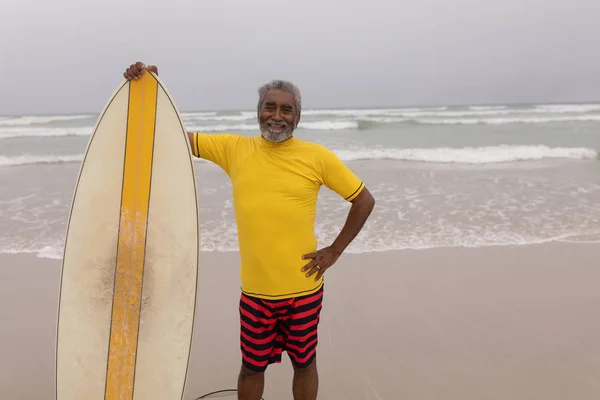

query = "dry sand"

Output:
[[1, 242, 599, 399]]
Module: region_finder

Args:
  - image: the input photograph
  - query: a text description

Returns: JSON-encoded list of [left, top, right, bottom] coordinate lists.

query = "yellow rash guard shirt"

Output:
[[192, 133, 364, 300]]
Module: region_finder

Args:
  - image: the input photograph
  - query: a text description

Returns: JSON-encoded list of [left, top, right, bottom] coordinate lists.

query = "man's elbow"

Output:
[[352, 187, 375, 211], [364, 191, 375, 212]]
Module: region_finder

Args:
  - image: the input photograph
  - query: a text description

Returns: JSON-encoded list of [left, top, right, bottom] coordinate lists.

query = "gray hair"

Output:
[[257, 80, 302, 118]]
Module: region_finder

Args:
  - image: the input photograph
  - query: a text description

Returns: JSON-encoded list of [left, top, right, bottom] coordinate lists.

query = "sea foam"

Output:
[[333, 145, 598, 164]]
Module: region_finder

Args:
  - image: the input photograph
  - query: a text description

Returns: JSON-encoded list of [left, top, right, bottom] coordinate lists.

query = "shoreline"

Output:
[[5, 235, 600, 262], [1, 241, 600, 399]]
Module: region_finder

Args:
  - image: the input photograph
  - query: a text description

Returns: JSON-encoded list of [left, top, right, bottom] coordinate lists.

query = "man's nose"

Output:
[[272, 109, 283, 121]]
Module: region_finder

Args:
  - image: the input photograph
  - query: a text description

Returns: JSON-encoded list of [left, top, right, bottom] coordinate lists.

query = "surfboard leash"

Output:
[[194, 388, 265, 399]]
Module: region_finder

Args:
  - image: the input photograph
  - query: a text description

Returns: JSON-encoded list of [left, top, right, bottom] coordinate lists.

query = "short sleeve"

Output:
[[316, 146, 365, 202], [192, 133, 238, 174]]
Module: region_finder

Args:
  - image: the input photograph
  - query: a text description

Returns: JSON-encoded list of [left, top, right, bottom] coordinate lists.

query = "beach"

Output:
[[2, 104, 600, 398], [3, 0, 600, 395], [2, 242, 599, 399]]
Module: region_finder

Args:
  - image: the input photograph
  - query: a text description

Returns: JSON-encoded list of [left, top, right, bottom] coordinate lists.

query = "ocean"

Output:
[[1, 103, 599, 260]]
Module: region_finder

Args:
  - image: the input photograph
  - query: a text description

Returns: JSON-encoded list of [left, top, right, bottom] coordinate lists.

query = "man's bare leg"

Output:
[[237, 364, 264, 400], [292, 357, 318, 400]]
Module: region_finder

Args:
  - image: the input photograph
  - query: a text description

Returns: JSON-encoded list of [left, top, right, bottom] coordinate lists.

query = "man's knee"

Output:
[[291, 356, 317, 374], [240, 363, 266, 379]]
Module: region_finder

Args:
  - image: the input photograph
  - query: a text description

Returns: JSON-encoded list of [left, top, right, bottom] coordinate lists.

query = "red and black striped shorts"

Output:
[[239, 286, 324, 372]]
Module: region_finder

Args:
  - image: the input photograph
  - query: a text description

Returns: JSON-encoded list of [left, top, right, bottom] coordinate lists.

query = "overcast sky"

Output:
[[1, 0, 600, 115]]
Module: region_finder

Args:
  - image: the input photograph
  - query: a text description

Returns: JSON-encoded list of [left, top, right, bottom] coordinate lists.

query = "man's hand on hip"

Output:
[[301, 246, 341, 281]]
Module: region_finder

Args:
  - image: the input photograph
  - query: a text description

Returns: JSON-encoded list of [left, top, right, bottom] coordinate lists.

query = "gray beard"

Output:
[[259, 120, 295, 143]]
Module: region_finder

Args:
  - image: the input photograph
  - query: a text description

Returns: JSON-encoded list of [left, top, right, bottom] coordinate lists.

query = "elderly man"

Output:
[[124, 62, 375, 400]]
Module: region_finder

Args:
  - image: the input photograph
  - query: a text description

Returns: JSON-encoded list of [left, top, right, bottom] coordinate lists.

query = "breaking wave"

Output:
[[0, 155, 83, 167], [0, 115, 95, 126], [3, 145, 595, 168], [334, 145, 598, 164]]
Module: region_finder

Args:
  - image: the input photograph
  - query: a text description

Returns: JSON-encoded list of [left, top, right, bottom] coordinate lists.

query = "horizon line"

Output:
[[2, 99, 600, 117]]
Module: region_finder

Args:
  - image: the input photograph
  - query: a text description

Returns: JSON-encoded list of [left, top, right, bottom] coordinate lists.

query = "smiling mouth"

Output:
[[268, 123, 286, 132]]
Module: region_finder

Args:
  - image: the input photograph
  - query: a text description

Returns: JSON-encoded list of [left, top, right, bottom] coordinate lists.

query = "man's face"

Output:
[[259, 89, 299, 143]]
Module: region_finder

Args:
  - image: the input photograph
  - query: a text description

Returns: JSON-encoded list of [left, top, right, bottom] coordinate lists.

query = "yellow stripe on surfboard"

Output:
[[105, 72, 158, 400]]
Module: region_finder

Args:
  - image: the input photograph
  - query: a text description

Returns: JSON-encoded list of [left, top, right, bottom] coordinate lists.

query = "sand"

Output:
[[1, 242, 600, 399]]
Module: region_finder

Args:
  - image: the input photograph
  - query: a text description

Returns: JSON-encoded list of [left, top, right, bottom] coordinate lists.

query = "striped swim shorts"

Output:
[[239, 286, 324, 372]]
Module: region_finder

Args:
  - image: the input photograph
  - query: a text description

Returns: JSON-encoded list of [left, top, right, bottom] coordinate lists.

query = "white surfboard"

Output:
[[55, 70, 200, 400]]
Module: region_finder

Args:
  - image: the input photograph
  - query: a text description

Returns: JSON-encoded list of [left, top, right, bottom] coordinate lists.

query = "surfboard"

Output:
[[55, 70, 200, 400]]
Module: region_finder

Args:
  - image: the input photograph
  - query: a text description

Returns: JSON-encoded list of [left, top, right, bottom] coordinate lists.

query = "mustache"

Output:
[[266, 119, 287, 127]]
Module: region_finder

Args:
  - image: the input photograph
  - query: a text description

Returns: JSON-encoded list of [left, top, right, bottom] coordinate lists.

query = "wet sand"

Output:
[[1, 242, 599, 399]]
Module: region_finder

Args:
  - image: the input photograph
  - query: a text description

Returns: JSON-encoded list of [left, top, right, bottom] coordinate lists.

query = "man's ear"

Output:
[[295, 112, 301, 127]]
